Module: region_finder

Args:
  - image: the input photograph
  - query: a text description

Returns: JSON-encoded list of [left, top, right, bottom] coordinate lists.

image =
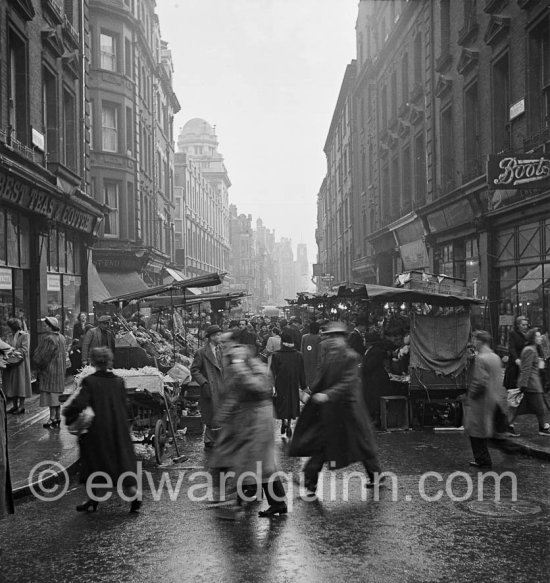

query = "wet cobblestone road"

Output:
[[1, 429, 549, 583]]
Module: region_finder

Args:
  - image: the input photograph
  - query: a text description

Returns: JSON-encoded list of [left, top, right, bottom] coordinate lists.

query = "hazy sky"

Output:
[[156, 0, 358, 264]]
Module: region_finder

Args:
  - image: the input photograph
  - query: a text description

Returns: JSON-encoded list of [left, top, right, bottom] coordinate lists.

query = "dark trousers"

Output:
[[510, 392, 547, 428], [239, 479, 286, 507], [304, 453, 382, 487], [470, 437, 492, 465]]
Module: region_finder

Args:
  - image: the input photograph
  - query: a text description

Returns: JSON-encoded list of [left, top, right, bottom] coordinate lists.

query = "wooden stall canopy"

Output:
[[363, 283, 483, 307], [101, 272, 226, 304], [141, 291, 249, 309]]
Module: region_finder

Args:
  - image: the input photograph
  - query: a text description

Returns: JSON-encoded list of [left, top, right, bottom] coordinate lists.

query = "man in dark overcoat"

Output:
[[289, 321, 383, 493], [191, 325, 225, 448], [81, 315, 116, 367], [348, 316, 367, 357], [362, 332, 392, 426]]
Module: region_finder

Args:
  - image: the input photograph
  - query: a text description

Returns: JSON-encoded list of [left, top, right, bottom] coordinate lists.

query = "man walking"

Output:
[[290, 321, 383, 493], [81, 315, 116, 367], [348, 316, 367, 357], [191, 324, 225, 448]]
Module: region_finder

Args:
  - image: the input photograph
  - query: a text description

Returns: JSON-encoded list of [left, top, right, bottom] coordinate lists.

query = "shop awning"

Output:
[[163, 267, 202, 295], [101, 272, 225, 303], [88, 262, 111, 308], [98, 270, 149, 299], [513, 264, 546, 295], [364, 284, 483, 306]]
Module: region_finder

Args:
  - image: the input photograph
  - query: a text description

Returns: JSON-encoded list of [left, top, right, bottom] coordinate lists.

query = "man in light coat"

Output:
[[191, 325, 225, 448], [81, 316, 116, 366], [463, 329, 503, 468]]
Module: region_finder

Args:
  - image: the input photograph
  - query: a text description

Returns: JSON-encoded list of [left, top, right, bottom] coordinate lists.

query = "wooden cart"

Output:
[[124, 374, 183, 464]]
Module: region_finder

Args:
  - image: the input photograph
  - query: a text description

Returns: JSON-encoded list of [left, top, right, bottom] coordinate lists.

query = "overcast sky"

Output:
[[156, 0, 358, 265]]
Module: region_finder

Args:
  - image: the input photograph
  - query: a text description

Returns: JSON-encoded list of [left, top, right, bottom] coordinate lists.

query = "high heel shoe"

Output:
[[54, 419, 61, 428], [130, 499, 142, 513], [13, 408, 25, 415], [280, 421, 287, 435], [258, 503, 288, 517], [286, 424, 292, 438], [43, 419, 56, 429], [76, 500, 98, 512]]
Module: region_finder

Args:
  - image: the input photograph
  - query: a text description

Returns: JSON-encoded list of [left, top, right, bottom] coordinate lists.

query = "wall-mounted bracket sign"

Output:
[[487, 155, 550, 190]]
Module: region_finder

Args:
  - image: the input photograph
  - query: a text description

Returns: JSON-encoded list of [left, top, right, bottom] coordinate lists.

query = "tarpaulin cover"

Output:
[[409, 312, 471, 376]]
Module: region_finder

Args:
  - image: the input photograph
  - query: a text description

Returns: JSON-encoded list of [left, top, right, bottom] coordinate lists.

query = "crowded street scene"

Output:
[[1, 0, 550, 581]]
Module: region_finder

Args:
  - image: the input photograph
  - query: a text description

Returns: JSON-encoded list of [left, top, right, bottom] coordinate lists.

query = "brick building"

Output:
[[0, 0, 103, 345], [317, 0, 550, 345]]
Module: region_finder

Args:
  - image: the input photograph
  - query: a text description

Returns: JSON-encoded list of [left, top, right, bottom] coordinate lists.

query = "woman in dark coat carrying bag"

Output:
[[289, 321, 383, 494], [63, 347, 141, 513], [270, 331, 306, 438], [0, 340, 15, 521]]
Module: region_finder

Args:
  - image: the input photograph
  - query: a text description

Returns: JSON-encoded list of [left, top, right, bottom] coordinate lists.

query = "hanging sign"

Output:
[[47, 274, 61, 292], [0, 268, 12, 290], [487, 155, 550, 190]]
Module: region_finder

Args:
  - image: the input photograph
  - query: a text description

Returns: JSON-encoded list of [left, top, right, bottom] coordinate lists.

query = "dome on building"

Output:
[[180, 118, 216, 138], [178, 118, 219, 154]]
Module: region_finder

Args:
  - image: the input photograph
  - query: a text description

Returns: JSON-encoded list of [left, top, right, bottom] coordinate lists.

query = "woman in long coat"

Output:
[[270, 331, 306, 438], [509, 328, 550, 436], [503, 316, 528, 391], [290, 322, 382, 493], [63, 347, 140, 513], [0, 340, 14, 520], [212, 336, 287, 518], [462, 330, 503, 467], [33, 316, 66, 429], [3, 318, 32, 414]]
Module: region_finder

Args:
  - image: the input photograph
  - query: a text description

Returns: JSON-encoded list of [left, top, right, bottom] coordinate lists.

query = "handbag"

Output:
[[67, 406, 95, 436], [62, 387, 95, 436], [299, 388, 311, 404], [507, 388, 524, 409], [5, 351, 23, 366]]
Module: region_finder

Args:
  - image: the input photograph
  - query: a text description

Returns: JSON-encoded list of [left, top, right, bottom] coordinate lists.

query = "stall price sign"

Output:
[[487, 155, 550, 190]]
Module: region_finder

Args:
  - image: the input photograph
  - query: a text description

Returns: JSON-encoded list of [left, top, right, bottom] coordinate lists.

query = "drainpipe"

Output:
[[79, 0, 86, 192]]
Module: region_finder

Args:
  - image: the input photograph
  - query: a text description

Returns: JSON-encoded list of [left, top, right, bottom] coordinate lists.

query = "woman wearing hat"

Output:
[[0, 339, 15, 520], [33, 317, 67, 429], [2, 318, 32, 414]]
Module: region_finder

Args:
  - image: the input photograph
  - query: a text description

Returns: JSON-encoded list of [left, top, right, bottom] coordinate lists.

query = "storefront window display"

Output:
[[0, 209, 31, 340], [47, 226, 83, 344]]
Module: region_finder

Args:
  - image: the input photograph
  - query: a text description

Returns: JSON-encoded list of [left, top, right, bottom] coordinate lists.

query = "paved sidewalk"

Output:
[[7, 376, 79, 498], [497, 416, 550, 461]]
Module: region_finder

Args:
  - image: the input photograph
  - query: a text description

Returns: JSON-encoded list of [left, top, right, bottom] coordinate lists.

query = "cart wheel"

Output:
[[154, 419, 167, 464]]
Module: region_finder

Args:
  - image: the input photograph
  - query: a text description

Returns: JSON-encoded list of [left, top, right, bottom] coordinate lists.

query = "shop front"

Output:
[[485, 154, 550, 350], [0, 161, 103, 347]]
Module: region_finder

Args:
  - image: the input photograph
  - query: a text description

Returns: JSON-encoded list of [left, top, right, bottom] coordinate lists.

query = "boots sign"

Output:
[[487, 155, 550, 189]]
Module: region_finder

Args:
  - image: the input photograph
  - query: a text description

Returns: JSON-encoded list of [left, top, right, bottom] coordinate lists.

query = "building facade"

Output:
[[320, 61, 356, 287], [228, 205, 254, 298], [175, 119, 230, 281], [88, 0, 180, 292], [0, 0, 103, 345], [346, 0, 550, 348]]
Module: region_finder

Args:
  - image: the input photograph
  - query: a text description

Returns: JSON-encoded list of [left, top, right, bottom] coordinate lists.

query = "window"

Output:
[[391, 70, 397, 118], [391, 156, 400, 218], [402, 145, 412, 210], [440, 0, 450, 55], [528, 16, 550, 129], [401, 52, 409, 104], [126, 106, 133, 154], [464, 82, 480, 179], [441, 106, 454, 191], [381, 85, 388, 128], [414, 32, 422, 82], [9, 29, 28, 144], [103, 183, 119, 237], [124, 38, 132, 77], [101, 103, 118, 152], [63, 89, 77, 170], [493, 53, 510, 153], [414, 133, 426, 205], [100, 32, 117, 71], [43, 68, 58, 162]]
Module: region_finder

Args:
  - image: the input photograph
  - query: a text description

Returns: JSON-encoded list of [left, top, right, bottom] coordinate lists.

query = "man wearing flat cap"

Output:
[[191, 324, 226, 448], [290, 320, 384, 492], [81, 315, 116, 367]]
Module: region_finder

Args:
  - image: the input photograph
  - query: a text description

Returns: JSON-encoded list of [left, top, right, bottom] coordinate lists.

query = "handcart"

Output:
[[124, 374, 184, 464]]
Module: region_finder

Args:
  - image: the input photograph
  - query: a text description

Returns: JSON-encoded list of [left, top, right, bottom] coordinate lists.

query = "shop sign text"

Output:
[[487, 155, 550, 190], [0, 170, 95, 233], [0, 268, 12, 290]]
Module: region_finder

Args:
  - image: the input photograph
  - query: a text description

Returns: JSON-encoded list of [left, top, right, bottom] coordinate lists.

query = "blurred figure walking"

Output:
[[290, 321, 383, 493], [3, 318, 32, 415]]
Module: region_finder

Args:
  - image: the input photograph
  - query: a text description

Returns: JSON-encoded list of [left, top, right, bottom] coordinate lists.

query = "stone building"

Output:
[[0, 0, 104, 344], [88, 0, 180, 292], [175, 119, 230, 279]]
